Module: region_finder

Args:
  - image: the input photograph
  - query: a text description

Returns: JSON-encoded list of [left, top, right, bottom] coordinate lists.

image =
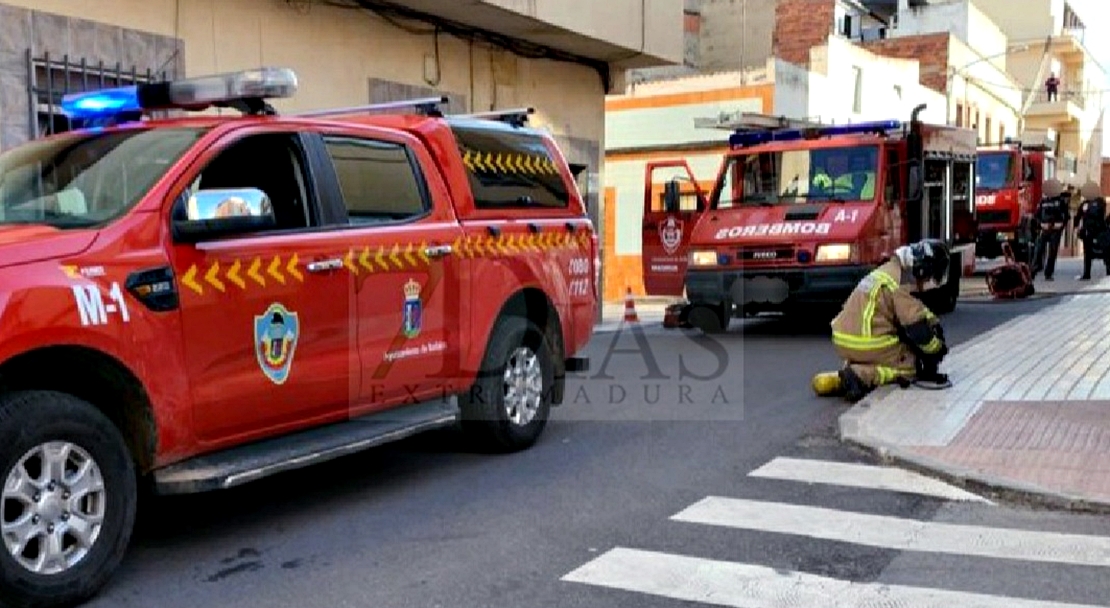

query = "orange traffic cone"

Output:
[[623, 287, 639, 323]]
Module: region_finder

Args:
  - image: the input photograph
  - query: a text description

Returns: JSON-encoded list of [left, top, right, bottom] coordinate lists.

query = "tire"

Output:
[[688, 302, 730, 334], [0, 391, 137, 608], [458, 316, 555, 452]]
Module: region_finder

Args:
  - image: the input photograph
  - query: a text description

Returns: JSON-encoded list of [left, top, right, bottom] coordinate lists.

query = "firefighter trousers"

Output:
[[833, 341, 918, 388]]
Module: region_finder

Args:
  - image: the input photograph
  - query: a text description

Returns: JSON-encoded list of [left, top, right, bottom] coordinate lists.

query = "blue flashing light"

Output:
[[61, 86, 141, 120], [730, 120, 903, 148], [797, 250, 812, 264]]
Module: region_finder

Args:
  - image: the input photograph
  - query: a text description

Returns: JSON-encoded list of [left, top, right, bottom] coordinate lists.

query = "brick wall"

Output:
[[862, 33, 951, 94], [773, 0, 836, 68]]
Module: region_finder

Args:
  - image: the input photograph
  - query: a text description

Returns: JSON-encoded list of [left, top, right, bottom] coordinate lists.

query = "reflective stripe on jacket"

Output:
[[830, 258, 939, 352]]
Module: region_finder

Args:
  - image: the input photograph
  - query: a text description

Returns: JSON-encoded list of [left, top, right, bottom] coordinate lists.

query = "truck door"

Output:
[[315, 130, 465, 409], [641, 160, 707, 296], [168, 128, 360, 443]]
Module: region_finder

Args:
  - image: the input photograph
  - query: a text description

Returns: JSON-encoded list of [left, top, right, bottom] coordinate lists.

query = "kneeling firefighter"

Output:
[[812, 239, 951, 403]]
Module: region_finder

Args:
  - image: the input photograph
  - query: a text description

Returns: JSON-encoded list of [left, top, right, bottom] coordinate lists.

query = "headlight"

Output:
[[689, 250, 719, 267], [815, 243, 853, 262]]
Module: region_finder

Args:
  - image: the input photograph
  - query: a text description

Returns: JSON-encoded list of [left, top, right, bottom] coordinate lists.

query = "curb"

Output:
[[838, 399, 1110, 514]]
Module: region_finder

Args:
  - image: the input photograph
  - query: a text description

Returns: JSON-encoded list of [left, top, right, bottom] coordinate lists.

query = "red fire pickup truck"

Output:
[[0, 68, 596, 608]]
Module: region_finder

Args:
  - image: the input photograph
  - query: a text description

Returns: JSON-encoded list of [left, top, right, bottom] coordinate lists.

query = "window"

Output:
[[0, 127, 203, 228], [955, 103, 964, 127], [189, 133, 315, 231], [449, 122, 570, 210], [323, 137, 429, 223], [711, 145, 880, 207], [975, 152, 1015, 190]]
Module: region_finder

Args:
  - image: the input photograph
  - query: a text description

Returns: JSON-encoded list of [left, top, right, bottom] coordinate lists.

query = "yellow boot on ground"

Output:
[[811, 371, 842, 396]]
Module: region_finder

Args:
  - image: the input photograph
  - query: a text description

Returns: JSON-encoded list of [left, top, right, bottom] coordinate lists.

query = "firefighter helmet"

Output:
[[901, 239, 950, 285]]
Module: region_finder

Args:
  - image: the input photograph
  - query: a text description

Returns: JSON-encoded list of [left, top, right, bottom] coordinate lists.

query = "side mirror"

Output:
[[1023, 162, 1035, 181], [906, 164, 923, 202], [172, 187, 277, 243], [663, 179, 681, 213]]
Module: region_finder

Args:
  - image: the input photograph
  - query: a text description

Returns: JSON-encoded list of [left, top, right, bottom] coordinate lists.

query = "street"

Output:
[[89, 295, 1110, 608]]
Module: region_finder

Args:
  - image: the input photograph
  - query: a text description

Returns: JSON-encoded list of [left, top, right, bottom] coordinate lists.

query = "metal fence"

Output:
[[26, 49, 170, 138]]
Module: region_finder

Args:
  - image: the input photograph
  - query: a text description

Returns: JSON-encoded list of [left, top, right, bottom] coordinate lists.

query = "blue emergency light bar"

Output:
[[60, 67, 299, 121], [729, 119, 903, 148]]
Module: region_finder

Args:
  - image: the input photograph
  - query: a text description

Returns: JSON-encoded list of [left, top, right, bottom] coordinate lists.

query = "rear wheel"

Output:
[[459, 316, 555, 452], [688, 302, 730, 334], [0, 391, 136, 608]]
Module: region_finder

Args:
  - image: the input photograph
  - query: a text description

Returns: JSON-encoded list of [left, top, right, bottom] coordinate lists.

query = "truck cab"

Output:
[[642, 106, 977, 333], [974, 141, 1055, 262]]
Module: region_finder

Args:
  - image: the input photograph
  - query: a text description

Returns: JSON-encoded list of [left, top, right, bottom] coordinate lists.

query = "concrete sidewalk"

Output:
[[840, 261, 1110, 511]]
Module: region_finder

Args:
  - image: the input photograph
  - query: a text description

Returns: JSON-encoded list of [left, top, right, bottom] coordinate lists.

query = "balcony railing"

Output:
[[1030, 88, 1086, 109]]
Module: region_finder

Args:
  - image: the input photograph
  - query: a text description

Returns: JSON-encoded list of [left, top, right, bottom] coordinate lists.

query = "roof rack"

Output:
[[297, 96, 449, 118], [454, 107, 534, 127], [728, 120, 903, 149]]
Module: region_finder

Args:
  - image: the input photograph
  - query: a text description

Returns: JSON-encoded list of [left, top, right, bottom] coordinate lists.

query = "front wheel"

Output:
[[459, 316, 556, 452], [0, 391, 137, 608]]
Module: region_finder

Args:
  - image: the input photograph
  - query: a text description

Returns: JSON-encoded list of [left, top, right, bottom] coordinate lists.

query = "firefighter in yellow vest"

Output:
[[812, 239, 951, 402], [812, 152, 875, 199]]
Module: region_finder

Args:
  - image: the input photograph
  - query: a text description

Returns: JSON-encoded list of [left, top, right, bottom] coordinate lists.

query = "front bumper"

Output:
[[686, 264, 872, 311]]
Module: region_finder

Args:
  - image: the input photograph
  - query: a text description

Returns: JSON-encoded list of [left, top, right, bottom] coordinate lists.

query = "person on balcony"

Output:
[[1046, 73, 1060, 102]]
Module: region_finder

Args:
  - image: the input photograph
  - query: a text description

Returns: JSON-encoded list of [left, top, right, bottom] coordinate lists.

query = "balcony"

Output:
[[1026, 89, 1084, 125], [388, 0, 683, 69]]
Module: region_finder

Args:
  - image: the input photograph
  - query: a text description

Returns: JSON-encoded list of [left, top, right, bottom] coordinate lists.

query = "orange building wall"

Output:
[[602, 84, 771, 302]]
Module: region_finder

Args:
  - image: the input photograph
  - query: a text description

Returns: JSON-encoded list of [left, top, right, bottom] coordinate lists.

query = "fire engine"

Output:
[[641, 105, 978, 333], [973, 139, 1056, 263]]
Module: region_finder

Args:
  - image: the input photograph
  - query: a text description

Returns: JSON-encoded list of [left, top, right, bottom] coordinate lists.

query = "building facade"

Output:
[[0, 0, 682, 259], [975, 0, 1106, 186]]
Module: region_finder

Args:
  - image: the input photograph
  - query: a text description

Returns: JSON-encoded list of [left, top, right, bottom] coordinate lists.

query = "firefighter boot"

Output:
[[839, 367, 871, 404], [811, 371, 843, 397]]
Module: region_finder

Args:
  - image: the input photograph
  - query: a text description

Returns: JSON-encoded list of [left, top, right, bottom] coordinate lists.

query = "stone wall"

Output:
[[0, 2, 183, 150]]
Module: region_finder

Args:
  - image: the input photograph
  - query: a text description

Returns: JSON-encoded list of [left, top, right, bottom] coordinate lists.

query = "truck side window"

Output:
[[322, 136, 429, 224], [192, 133, 314, 231], [448, 123, 570, 210]]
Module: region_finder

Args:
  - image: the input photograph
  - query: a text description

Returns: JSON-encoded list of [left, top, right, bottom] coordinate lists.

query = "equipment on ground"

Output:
[[985, 242, 1035, 299]]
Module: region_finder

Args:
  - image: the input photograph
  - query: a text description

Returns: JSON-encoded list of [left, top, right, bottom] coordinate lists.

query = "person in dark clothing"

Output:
[[1031, 178, 1069, 281], [1076, 180, 1109, 280], [1046, 73, 1060, 101]]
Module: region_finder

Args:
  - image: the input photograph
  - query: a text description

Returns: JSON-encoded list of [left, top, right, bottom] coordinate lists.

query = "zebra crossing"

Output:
[[561, 456, 1110, 608]]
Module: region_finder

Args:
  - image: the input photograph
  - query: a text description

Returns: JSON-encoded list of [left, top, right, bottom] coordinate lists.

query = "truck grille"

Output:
[[977, 210, 1012, 225]]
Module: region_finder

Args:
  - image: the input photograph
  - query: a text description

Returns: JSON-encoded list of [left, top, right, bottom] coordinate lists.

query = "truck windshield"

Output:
[[976, 152, 1014, 190], [0, 127, 204, 229], [713, 144, 879, 208]]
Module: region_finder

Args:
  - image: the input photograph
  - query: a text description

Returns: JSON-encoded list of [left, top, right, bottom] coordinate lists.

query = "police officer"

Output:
[[812, 239, 950, 403], [1076, 180, 1109, 280], [1031, 178, 1070, 281]]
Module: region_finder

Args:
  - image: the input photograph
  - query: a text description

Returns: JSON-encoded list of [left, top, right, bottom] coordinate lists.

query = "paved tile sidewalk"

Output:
[[840, 270, 1110, 509]]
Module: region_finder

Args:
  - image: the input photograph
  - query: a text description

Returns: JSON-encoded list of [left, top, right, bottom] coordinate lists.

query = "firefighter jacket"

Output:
[[1035, 195, 1070, 230], [830, 258, 945, 356], [812, 171, 875, 199]]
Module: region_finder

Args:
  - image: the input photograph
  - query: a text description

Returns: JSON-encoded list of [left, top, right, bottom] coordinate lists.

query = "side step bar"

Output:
[[153, 399, 460, 495]]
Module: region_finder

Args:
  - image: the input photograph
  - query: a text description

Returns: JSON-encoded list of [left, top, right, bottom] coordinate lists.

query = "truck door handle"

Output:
[[424, 244, 454, 259], [306, 258, 343, 272]]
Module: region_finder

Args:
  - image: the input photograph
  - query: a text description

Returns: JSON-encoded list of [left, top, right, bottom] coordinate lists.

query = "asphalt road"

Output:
[[88, 294, 1110, 608]]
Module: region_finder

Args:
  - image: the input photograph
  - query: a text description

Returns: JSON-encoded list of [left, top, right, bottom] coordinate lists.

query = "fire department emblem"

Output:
[[403, 279, 423, 339], [253, 303, 300, 385], [659, 216, 684, 255]]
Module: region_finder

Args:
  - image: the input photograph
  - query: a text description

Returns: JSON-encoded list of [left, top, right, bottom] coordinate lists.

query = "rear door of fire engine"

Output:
[[167, 124, 358, 443], [641, 161, 707, 296], [309, 126, 464, 409]]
